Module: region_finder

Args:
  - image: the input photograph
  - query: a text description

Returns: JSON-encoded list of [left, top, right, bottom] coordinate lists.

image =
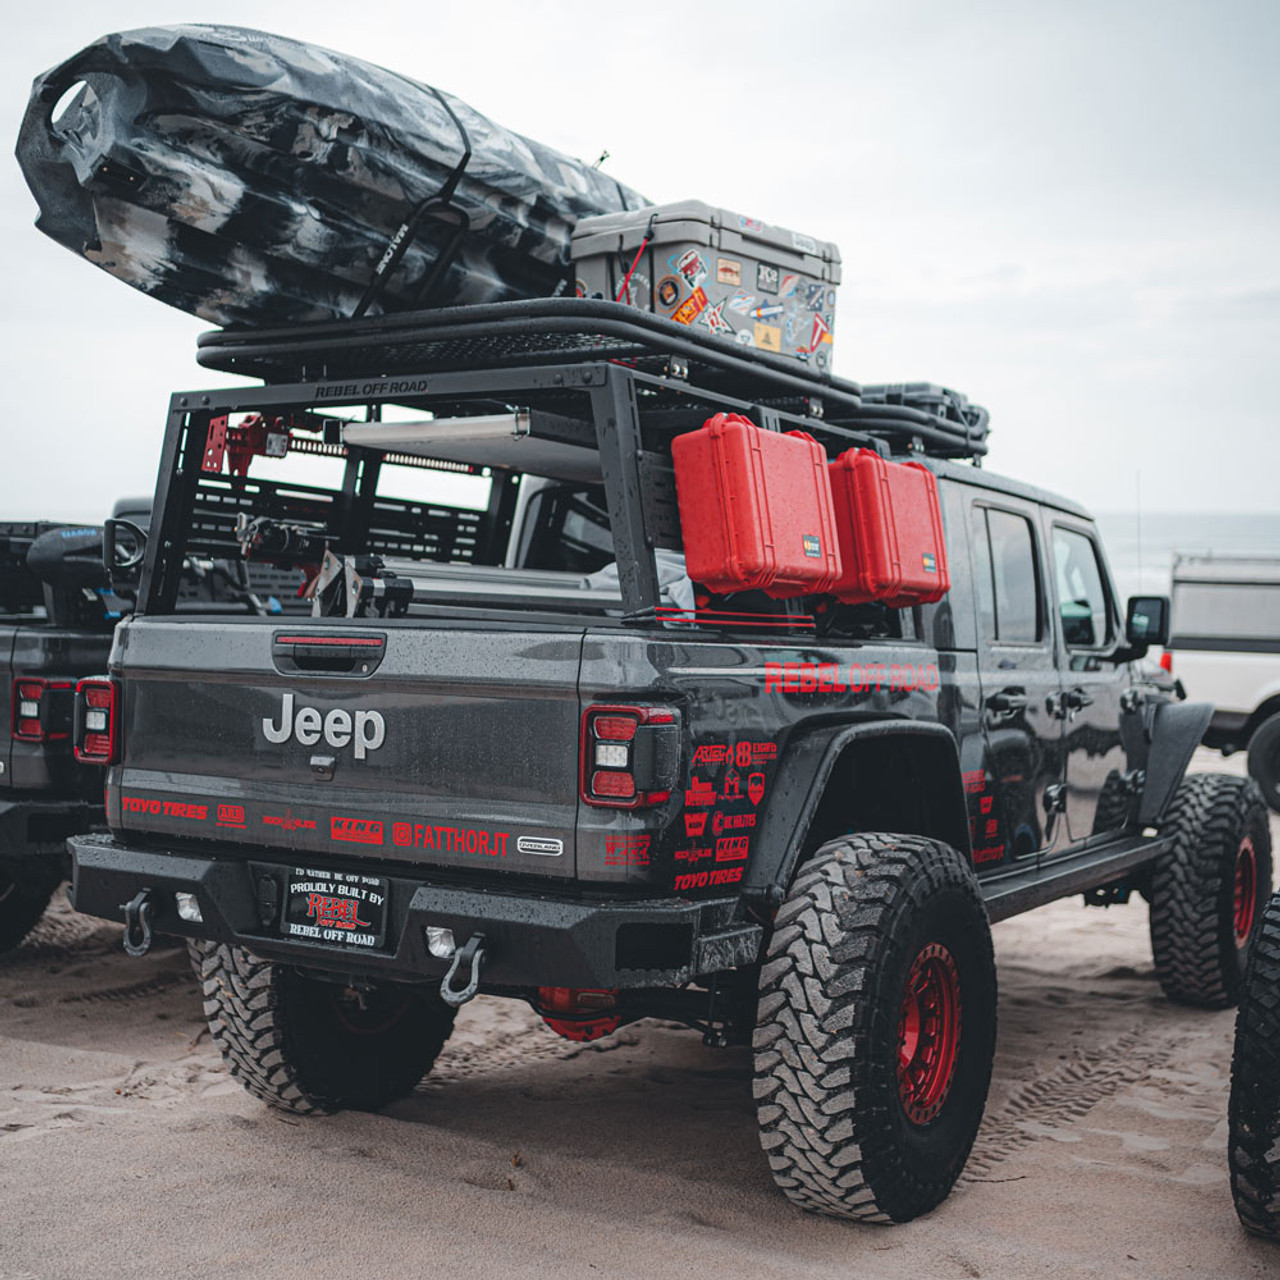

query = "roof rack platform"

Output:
[[196, 299, 989, 461]]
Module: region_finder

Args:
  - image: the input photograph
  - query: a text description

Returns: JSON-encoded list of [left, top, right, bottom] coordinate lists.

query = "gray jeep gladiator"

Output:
[[66, 300, 1272, 1222]]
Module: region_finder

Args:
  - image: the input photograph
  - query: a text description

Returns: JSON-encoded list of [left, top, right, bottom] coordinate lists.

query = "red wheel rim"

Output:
[[896, 942, 962, 1126], [1235, 836, 1258, 947]]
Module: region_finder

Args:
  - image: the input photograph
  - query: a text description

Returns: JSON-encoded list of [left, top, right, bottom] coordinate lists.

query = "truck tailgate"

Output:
[[111, 619, 585, 879]]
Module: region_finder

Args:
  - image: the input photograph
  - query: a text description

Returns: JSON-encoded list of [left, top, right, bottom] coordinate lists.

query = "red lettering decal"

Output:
[[331, 817, 384, 845], [605, 835, 651, 867], [685, 777, 717, 807], [765, 662, 784, 693], [715, 835, 749, 862]]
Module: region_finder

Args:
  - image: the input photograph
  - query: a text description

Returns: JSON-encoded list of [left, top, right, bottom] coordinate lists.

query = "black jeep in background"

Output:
[[1, 518, 116, 950], [66, 300, 1273, 1223]]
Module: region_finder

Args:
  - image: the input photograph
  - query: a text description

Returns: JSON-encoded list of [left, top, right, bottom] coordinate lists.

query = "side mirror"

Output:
[[1125, 595, 1170, 648]]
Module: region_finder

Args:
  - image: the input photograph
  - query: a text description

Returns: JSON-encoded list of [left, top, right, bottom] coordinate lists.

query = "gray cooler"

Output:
[[571, 200, 841, 371]]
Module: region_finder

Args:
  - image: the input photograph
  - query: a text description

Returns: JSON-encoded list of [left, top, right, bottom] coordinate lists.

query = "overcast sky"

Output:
[[0, 0, 1276, 523]]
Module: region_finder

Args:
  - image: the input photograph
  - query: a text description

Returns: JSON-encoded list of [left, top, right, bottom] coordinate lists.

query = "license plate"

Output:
[[282, 867, 389, 951]]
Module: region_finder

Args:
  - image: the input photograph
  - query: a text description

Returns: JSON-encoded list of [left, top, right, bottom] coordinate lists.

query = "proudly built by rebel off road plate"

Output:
[[283, 867, 389, 951]]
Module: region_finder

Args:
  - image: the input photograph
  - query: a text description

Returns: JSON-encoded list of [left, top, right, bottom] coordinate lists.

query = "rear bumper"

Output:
[[68, 834, 763, 988], [0, 796, 101, 863]]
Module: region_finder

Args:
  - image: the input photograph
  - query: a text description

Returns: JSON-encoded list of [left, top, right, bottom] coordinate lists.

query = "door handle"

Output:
[[1063, 686, 1094, 710], [987, 689, 1028, 714]]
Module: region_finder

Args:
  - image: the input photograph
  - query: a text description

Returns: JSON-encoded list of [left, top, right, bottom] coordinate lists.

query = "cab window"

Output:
[[973, 506, 1042, 643], [1052, 526, 1112, 648]]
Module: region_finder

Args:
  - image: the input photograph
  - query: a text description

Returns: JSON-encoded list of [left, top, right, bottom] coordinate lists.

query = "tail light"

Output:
[[537, 987, 620, 1042], [1159, 651, 1173, 674], [11, 678, 73, 743], [580, 704, 681, 808], [74, 677, 120, 764]]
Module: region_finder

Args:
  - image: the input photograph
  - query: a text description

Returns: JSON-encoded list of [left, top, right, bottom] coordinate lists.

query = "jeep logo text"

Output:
[[262, 692, 385, 760]]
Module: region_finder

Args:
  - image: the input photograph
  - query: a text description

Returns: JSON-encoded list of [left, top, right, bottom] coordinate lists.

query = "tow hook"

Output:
[[120, 889, 154, 957], [439, 933, 485, 1007]]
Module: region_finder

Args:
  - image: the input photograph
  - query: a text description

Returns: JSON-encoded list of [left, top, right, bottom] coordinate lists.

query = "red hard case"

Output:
[[827, 449, 950, 606], [672, 413, 842, 598]]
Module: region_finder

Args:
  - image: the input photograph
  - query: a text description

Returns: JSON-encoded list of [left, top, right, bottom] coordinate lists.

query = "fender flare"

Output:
[[1139, 701, 1214, 826], [743, 720, 969, 902]]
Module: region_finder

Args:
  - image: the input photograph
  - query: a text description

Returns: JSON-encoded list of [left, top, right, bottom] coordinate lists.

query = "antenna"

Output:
[[1135, 468, 1144, 594]]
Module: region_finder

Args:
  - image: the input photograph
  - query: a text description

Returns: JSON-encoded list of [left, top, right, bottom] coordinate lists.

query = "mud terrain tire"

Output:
[[1229, 893, 1280, 1238], [754, 834, 997, 1223], [1150, 773, 1272, 1008], [0, 859, 61, 953], [193, 941, 456, 1114]]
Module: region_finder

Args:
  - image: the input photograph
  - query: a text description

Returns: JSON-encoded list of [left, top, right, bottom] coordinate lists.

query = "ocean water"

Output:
[[1094, 511, 1280, 601]]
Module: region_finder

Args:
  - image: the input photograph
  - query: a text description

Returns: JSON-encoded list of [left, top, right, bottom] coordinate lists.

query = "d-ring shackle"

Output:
[[439, 933, 485, 1007]]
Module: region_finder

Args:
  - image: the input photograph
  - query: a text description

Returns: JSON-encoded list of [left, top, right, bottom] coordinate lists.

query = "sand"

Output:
[[2, 753, 1277, 1279]]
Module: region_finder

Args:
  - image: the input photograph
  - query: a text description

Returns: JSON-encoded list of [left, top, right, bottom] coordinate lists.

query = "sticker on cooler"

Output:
[[671, 286, 709, 326], [696, 298, 734, 337], [716, 257, 742, 286], [674, 249, 708, 289]]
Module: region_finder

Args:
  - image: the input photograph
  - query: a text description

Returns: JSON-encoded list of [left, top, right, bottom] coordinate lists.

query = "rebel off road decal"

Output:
[[764, 661, 941, 694], [284, 867, 388, 950]]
